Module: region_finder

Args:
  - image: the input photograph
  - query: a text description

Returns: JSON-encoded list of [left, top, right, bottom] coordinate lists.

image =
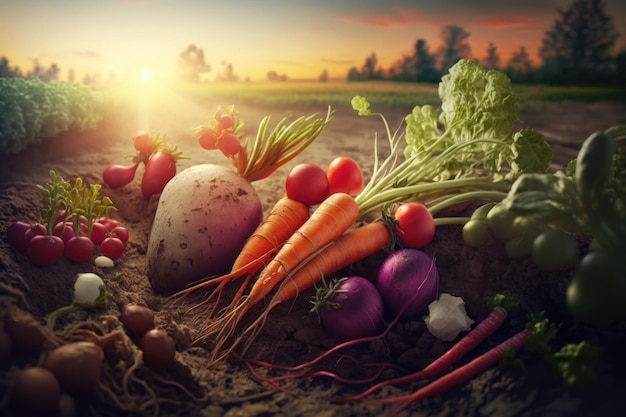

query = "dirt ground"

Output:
[[1, 92, 625, 417]]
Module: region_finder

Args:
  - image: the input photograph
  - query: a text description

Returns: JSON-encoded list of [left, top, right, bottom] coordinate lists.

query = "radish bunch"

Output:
[[6, 170, 127, 266], [103, 131, 188, 199]]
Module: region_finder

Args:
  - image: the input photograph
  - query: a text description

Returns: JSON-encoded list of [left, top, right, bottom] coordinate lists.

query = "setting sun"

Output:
[[139, 70, 152, 82]]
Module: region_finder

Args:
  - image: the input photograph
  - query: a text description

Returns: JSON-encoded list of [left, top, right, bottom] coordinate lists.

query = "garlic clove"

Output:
[[424, 293, 474, 341]]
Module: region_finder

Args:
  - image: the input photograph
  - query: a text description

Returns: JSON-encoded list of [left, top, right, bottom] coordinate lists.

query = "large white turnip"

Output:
[[147, 164, 263, 293]]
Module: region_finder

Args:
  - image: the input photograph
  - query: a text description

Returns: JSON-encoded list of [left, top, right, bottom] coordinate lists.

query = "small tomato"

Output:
[[393, 202, 435, 249], [327, 157, 364, 195], [285, 163, 329, 206]]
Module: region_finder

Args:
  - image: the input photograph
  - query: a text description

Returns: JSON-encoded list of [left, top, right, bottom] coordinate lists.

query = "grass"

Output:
[[174, 80, 625, 112]]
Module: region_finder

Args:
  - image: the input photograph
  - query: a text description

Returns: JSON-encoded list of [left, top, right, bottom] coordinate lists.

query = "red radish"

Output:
[[27, 235, 64, 266], [103, 163, 139, 189], [23, 223, 47, 247], [285, 163, 329, 206], [327, 157, 364, 195], [198, 128, 220, 150], [90, 221, 108, 244], [216, 113, 235, 130], [133, 131, 153, 155], [100, 236, 125, 260], [393, 202, 435, 249], [217, 132, 241, 157], [53, 221, 75, 243], [111, 226, 129, 243], [97, 218, 119, 232], [141, 150, 177, 198], [65, 236, 95, 263], [7, 221, 32, 253]]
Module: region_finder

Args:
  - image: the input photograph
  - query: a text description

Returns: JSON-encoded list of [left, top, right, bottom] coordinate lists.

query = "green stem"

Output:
[[434, 217, 471, 226], [428, 190, 508, 216], [47, 304, 76, 329]]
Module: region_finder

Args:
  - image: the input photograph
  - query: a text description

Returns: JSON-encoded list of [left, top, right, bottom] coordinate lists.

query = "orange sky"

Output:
[[1, 0, 624, 82]]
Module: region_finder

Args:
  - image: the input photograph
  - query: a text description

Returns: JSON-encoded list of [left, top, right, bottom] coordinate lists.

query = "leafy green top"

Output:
[[404, 59, 552, 181]]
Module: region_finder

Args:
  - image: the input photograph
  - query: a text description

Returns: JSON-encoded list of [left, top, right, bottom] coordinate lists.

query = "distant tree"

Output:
[[361, 52, 383, 80], [319, 69, 329, 82], [0, 56, 22, 77], [615, 49, 626, 84], [266, 70, 287, 81], [67, 69, 76, 83], [216, 61, 239, 82], [414, 39, 439, 82], [506, 46, 535, 82], [482, 43, 501, 70], [346, 66, 362, 81], [386, 54, 414, 81], [26, 60, 59, 81], [176, 44, 211, 83], [438, 25, 472, 73], [539, 0, 619, 83]]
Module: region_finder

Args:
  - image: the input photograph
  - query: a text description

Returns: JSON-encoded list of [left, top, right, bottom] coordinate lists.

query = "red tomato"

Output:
[[217, 132, 241, 157], [133, 131, 153, 155], [65, 236, 95, 263], [103, 163, 139, 189], [285, 163, 329, 206], [100, 237, 125, 260], [111, 226, 129, 243], [27, 235, 64, 266], [327, 157, 364, 195], [393, 202, 435, 249], [141, 151, 177, 199], [198, 128, 219, 150]]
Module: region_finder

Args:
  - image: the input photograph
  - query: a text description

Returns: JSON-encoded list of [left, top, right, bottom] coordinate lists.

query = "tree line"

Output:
[[346, 0, 624, 84]]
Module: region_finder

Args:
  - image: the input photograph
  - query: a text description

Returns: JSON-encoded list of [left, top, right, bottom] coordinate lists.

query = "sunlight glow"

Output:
[[139, 70, 152, 82]]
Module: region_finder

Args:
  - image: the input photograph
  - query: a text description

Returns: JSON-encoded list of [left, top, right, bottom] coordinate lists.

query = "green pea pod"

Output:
[[575, 131, 615, 211]]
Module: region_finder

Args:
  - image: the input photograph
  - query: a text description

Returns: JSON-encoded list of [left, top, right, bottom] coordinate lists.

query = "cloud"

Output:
[[476, 15, 533, 29], [334, 7, 423, 28]]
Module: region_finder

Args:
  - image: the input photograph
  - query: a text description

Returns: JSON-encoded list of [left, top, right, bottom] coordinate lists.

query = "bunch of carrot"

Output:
[[170, 97, 517, 363]]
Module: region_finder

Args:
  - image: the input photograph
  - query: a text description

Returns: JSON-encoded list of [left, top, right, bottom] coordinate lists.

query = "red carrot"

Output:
[[378, 329, 530, 417], [334, 306, 509, 402]]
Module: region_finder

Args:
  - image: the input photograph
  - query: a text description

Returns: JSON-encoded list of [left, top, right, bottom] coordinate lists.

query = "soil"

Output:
[[1, 92, 625, 417]]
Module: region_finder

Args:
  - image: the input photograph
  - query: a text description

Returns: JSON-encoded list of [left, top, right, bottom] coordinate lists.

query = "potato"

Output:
[[147, 164, 263, 293], [42, 341, 104, 395], [11, 367, 60, 416]]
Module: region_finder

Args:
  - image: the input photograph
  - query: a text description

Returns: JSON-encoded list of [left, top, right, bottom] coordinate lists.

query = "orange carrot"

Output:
[[200, 192, 360, 360], [172, 197, 310, 304], [209, 221, 391, 362]]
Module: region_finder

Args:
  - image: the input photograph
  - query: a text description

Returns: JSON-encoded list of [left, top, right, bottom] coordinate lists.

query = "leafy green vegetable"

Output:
[[352, 59, 553, 221], [0, 78, 109, 155], [404, 59, 552, 181], [552, 341, 601, 387]]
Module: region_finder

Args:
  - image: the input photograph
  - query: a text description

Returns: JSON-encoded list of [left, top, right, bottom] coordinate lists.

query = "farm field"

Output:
[[1, 78, 625, 417]]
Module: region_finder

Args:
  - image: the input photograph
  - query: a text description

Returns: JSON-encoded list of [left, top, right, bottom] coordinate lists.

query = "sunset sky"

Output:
[[1, 0, 625, 82]]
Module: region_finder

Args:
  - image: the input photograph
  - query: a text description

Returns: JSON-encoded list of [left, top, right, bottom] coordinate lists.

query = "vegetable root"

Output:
[[376, 329, 530, 417], [333, 306, 509, 402]]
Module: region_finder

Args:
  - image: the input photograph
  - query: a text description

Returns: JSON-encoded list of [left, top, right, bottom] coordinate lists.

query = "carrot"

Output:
[[172, 197, 310, 307], [198, 192, 360, 357], [378, 329, 530, 417], [228, 221, 392, 358]]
